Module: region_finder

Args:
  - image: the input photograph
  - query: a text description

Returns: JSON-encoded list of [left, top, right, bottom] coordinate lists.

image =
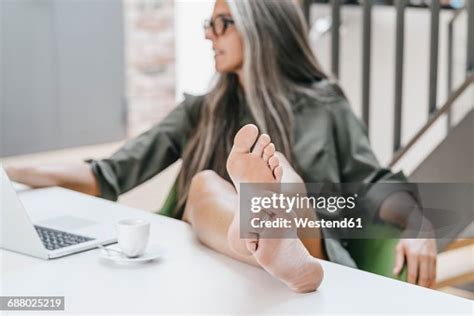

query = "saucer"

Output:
[[99, 244, 162, 264]]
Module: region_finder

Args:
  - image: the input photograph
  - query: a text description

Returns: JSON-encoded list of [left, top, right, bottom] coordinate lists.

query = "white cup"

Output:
[[117, 219, 150, 258]]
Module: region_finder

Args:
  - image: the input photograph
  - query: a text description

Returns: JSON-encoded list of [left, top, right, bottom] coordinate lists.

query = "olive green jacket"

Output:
[[88, 80, 410, 268]]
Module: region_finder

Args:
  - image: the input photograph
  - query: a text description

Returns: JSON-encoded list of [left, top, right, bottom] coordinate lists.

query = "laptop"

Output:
[[0, 166, 116, 259]]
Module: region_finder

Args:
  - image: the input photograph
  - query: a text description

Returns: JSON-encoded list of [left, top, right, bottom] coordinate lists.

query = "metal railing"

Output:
[[447, 8, 461, 129], [302, 0, 474, 168], [390, 73, 473, 167]]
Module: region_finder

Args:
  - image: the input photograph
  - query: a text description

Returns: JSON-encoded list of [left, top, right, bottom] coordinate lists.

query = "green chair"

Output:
[[158, 180, 179, 218], [345, 225, 408, 281]]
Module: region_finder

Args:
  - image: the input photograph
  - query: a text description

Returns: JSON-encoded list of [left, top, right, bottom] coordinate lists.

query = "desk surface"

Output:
[[1, 187, 472, 314]]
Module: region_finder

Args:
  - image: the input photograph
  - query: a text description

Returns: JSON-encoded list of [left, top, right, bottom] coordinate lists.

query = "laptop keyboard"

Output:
[[34, 225, 95, 251]]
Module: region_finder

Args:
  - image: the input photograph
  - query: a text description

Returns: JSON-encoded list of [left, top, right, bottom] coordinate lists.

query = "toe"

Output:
[[274, 166, 283, 181], [268, 156, 279, 171], [263, 143, 276, 162], [252, 134, 271, 157], [232, 124, 259, 153], [246, 240, 258, 253], [245, 232, 259, 253]]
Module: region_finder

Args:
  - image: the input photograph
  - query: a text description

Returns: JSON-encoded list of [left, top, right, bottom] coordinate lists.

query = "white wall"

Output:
[[175, 0, 215, 102]]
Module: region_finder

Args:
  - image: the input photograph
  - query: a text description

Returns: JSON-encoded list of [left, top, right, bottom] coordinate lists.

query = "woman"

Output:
[[6, 0, 436, 292]]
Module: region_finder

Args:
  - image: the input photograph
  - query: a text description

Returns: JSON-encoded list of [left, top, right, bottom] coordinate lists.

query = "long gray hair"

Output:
[[176, 0, 328, 216]]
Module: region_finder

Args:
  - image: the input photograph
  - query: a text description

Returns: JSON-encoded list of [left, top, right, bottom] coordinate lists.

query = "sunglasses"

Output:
[[203, 15, 235, 37]]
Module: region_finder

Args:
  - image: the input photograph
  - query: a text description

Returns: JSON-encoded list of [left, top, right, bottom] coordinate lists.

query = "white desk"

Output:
[[1, 187, 472, 314]]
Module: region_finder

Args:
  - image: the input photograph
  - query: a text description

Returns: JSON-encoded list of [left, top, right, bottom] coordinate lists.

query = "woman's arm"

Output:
[[328, 94, 437, 287], [5, 95, 204, 201], [88, 95, 204, 201], [379, 191, 437, 287], [5, 163, 100, 196]]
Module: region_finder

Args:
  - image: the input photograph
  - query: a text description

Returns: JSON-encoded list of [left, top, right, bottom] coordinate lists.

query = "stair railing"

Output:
[[302, 0, 474, 169]]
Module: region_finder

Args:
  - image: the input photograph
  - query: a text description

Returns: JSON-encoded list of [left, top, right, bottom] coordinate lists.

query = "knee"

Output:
[[188, 170, 220, 201]]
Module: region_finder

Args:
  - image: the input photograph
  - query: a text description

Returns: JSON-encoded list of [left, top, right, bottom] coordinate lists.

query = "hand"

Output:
[[393, 238, 437, 287]]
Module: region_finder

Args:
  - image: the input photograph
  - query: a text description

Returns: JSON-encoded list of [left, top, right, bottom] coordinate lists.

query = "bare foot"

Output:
[[226, 124, 323, 293], [226, 124, 283, 256]]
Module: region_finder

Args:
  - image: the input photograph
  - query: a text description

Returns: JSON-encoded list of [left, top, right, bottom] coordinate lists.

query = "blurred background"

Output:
[[0, 0, 472, 299]]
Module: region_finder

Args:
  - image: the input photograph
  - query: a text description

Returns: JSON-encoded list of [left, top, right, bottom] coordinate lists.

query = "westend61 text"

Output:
[[251, 217, 363, 229]]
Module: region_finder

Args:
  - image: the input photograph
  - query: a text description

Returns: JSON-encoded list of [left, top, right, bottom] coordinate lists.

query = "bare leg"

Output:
[[182, 170, 260, 267], [183, 168, 323, 292]]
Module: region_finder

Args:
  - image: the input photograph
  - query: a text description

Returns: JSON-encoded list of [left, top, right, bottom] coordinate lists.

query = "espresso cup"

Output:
[[117, 219, 150, 258]]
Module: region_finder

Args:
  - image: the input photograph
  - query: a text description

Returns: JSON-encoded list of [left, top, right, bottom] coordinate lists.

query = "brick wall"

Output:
[[124, 0, 175, 137]]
